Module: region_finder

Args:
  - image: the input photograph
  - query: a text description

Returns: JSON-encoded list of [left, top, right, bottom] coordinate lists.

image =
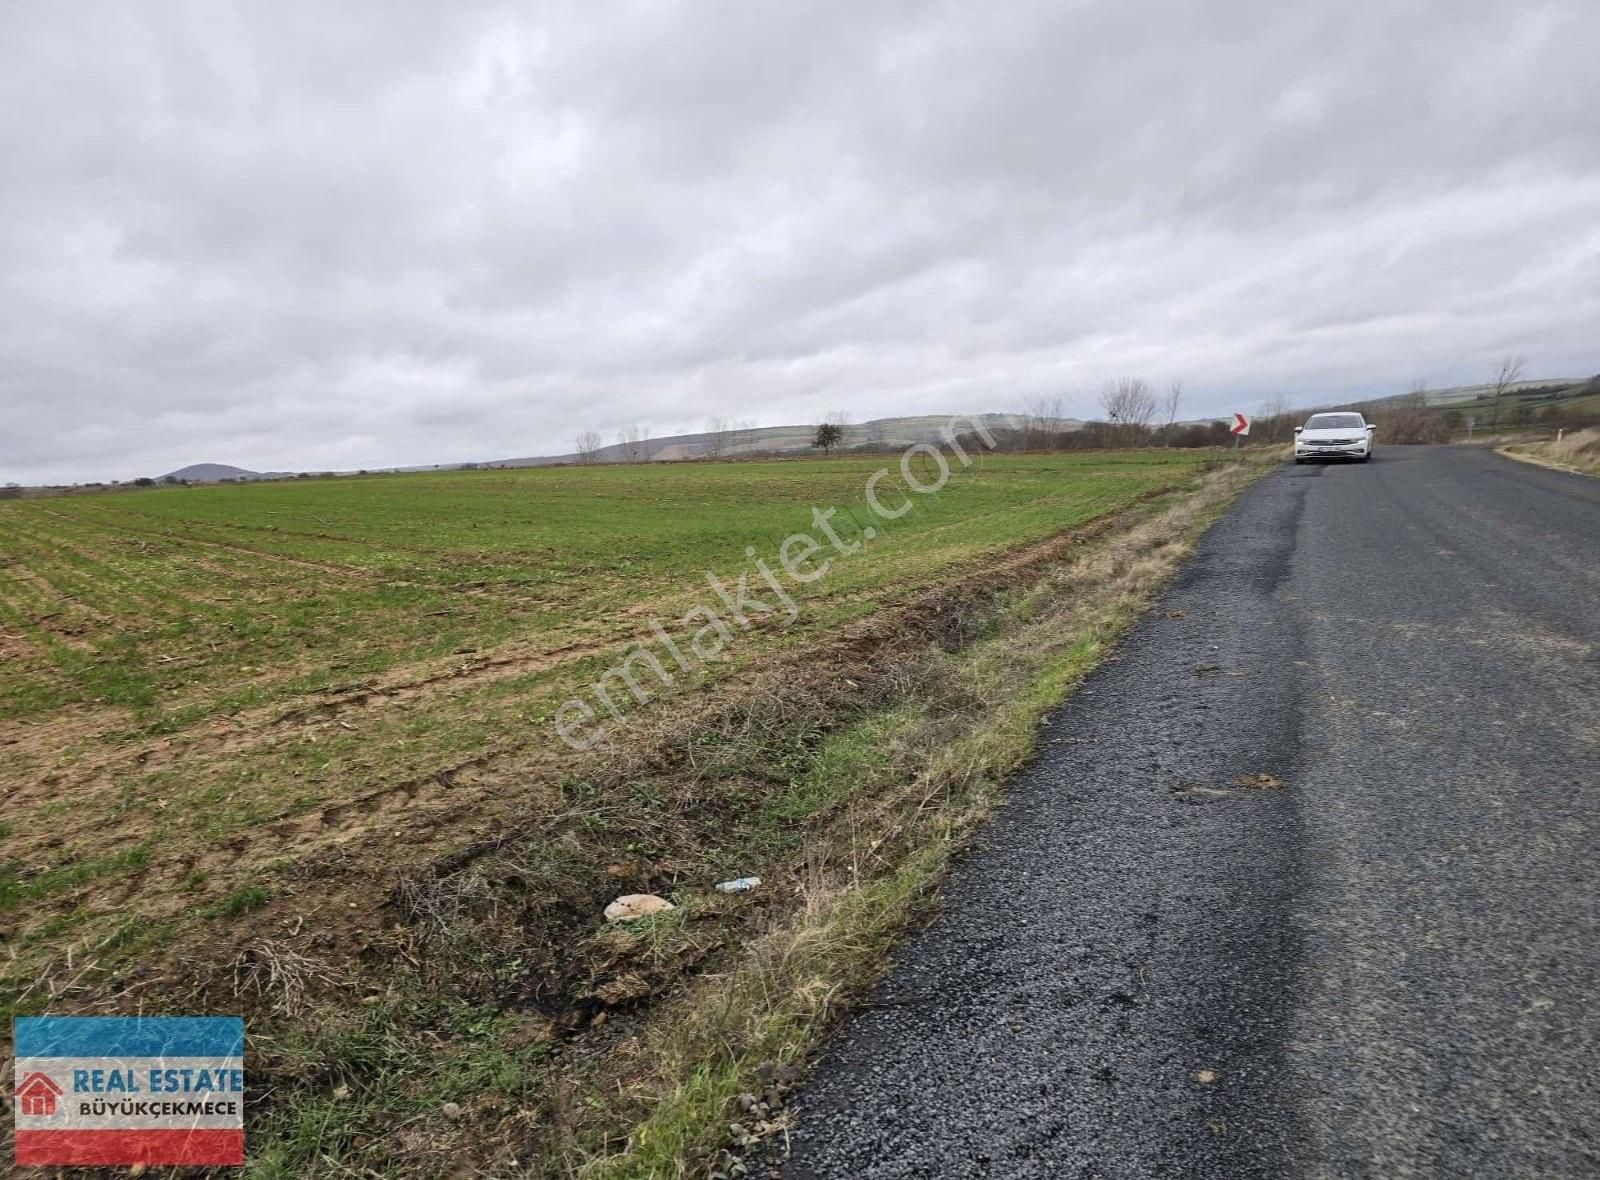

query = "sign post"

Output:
[[1230, 412, 1250, 448]]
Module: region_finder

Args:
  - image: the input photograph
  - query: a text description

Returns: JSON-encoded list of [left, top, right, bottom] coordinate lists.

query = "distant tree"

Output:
[[616, 425, 645, 463], [575, 431, 604, 464], [1100, 378, 1156, 446], [1022, 397, 1046, 450], [1378, 381, 1452, 443], [1023, 395, 1066, 451], [1161, 380, 1183, 444], [1490, 354, 1525, 427], [134, 477, 155, 487], [704, 417, 731, 460], [1253, 393, 1298, 445], [812, 422, 844, 456]]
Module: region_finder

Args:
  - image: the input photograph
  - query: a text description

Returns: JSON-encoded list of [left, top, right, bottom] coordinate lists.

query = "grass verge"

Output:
[[1499, 427, 1600, 477]]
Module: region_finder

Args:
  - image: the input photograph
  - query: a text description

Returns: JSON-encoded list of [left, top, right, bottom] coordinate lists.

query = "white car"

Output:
[[1294, 412, 1375, 463]]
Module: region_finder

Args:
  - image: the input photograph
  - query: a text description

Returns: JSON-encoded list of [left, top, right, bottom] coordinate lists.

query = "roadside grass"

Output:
[[1500, 428, 1600, 477], [230, 459, 1266, 1178]]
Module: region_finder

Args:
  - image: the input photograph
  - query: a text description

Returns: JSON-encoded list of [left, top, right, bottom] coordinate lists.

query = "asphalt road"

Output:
[[782, 445, 1600, 1179]]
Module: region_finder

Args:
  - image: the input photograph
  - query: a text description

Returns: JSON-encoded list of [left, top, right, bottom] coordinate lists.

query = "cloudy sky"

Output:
[[4, 1, 1597, 484]]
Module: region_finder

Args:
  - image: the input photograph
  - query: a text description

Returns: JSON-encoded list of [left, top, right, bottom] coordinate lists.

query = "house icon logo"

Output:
[[16, 1071, 64, 1118]]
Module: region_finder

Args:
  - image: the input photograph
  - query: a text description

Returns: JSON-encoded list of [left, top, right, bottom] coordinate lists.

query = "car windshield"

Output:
[[1304, 414, 1364, 430]]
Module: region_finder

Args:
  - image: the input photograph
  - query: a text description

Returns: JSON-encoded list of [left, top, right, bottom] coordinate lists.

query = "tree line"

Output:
[[568, 358, 1600, 466]]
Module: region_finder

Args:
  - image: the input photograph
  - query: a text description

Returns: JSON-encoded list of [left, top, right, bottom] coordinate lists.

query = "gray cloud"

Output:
[[3, 0, 1597, 484]]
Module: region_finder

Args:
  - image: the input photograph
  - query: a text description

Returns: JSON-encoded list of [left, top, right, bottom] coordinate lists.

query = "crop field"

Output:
[[0, 446, 1234, 1174]]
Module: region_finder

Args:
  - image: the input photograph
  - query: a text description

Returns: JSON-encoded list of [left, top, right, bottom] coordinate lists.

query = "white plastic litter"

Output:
[[604, 894, 674, 922]]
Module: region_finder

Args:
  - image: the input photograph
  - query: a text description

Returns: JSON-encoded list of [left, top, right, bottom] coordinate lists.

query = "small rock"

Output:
[[604, 893, 674, 922], [1233, 772, 1286, 790], [715, 876, 761, 894], [442, 1101, 463, 1119], [1195, 1069, 1219, 1084]]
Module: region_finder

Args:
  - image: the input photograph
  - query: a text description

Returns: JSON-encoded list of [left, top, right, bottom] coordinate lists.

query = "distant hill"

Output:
[[154, 416, 1058, 486], [158, 463, 292, 483], [488, 413, 1062, 467], [1376, 377, 1591, 408]]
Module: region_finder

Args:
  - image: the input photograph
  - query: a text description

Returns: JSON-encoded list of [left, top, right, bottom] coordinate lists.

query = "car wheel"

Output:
[[1361, 451, 1372, 463], [1294, 456, 1305, 465]]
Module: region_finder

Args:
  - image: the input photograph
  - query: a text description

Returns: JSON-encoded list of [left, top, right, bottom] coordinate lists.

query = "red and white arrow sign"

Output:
[[1230, 413, 1250, 436]]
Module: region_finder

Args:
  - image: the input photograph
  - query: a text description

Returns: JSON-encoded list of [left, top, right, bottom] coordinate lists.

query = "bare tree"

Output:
[[1161, 380, 1182, 444], [1490, 354, 1525, 426], [1022, 395, 1065, 451], [865, 418, 886, 451], [1256, 393, 1291, 444], [1020, 398, 1043, 451], [822, 410, 851, 451], [730, 418, 758, 452], [575, 431, 603, 464], [704, 417, 731, 460], [616, 425, 644, 463], [1100, 378, 1156, 446], [1383, 380, 1450, 444], [1041, 395, 1063, 450]]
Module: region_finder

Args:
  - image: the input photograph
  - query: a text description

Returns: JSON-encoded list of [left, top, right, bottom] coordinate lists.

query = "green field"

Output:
[[1, 451, 1208, 961], [0, 447, 1234, 1174]]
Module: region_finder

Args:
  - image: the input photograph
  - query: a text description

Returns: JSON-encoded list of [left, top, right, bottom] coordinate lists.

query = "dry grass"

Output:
[[1500, 428, 1600, 477]]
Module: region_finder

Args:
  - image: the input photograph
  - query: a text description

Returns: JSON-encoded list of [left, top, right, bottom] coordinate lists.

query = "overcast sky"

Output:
[[4, 1, 1597, 484]]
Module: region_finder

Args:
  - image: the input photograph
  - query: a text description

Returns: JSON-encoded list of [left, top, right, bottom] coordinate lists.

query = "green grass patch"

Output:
[[0, 844, 153, 912], [204, 885, 272, 919]]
